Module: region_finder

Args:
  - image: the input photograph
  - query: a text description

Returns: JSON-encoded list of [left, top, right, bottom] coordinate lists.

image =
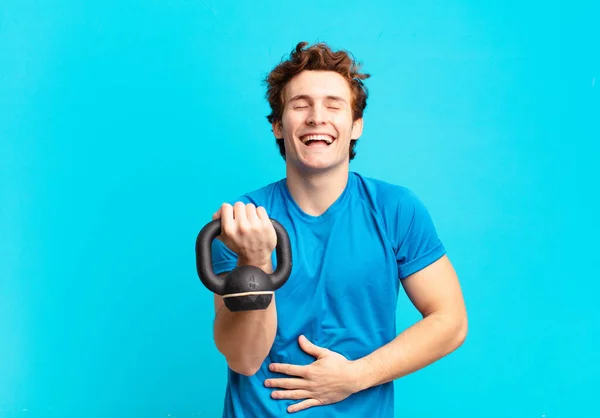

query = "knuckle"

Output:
[[233, 202, 245, 213], [238, 221, 250, 233], [258, 208, 270, 220], [222, 223, 235, 237]]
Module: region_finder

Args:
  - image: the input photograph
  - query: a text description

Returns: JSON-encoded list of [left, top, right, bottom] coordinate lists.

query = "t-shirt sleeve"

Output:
[[389, 189, 446, 279], [211, 237, 239, 275]]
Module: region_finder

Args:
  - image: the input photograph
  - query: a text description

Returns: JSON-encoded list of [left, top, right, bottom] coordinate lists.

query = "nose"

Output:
[[306, 104, 326, 126]]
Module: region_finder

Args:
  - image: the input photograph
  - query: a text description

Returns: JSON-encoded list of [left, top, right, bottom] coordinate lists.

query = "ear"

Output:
[[351, 117, 364, 140], [272, 120, 283, 139]]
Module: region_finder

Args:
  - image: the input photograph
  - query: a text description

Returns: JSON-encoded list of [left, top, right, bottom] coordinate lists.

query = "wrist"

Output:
[[350, 358, 372, 392], [237, 257, 273, 273]]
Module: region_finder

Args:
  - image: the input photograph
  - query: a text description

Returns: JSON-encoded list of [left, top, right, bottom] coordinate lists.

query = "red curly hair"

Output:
[[264, 41, 370, 161]]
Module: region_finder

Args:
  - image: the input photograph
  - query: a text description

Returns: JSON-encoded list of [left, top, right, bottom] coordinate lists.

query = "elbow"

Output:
[[214, 343, 262, 376], [434, 310, 468, 352], [228, 359, 262, 376], [215, 338, 270, 377], [237, 365, 261, 377], [453, 313, 468, 349]]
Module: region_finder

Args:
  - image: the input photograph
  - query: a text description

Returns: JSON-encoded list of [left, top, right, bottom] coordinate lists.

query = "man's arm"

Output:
[[213, 259, 278, 376], [353, 254, 467, 390]]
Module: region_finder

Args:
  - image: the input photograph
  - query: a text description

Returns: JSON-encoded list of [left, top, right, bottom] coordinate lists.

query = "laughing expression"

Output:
[[272, 70, 363, 173]]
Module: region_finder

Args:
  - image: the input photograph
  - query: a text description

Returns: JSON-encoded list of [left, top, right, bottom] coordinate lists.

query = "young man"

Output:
[[208, 41, 467, 417]]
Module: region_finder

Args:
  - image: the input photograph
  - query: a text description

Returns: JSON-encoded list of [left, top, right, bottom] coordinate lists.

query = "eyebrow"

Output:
[[288, 94, 348, 104]]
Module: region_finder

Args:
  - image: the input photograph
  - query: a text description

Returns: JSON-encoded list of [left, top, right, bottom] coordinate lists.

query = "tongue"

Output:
[[306, 140, 329, 147]]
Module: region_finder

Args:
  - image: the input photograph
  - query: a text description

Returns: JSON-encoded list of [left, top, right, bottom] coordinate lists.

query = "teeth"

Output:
[[301, 134, 334, 144]]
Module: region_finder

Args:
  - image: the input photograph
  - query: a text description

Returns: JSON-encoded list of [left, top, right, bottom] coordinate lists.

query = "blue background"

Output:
[[1, 0, 599, 417]]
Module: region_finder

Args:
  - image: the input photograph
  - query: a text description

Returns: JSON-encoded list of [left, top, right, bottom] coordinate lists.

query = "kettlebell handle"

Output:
[[195, 218, 293, 296]]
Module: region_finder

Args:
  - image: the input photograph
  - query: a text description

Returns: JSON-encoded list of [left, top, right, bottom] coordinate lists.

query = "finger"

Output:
[[211, 207, 222, 220], [288, 398, 322, 413], [298, 335, 327, 359], [245, 203, 259, 223], [264, 377, 308, 390], [256, 206, 270, 222], [219, 203, 234, 235], [269, 363, 308, 378], [271, 389, 312, 400], [257, 206, 276, 239], [233, 201, 248, 228]]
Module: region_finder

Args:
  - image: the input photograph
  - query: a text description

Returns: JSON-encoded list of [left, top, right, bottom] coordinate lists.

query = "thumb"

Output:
[[298, 335, 327, 358]]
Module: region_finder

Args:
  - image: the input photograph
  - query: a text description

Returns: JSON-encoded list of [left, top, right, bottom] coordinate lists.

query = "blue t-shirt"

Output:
[[210, 171, 446, 418]]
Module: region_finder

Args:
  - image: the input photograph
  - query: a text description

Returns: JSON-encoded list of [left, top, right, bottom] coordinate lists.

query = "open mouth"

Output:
[[300, 134, 336, 147]]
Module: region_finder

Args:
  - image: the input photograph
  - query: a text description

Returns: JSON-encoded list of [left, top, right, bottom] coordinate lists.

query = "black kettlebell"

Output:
[[195, 218, 293, 312]]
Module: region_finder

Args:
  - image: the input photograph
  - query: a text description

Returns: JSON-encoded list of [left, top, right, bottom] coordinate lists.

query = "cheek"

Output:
[[281, 113, 297, 131], [284, 120, 306, 141], [332, 111, 353, 127], [332, 120, 354, 137]]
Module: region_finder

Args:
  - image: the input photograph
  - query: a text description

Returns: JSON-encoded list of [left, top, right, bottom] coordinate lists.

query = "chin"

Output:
[[297, 158, 344, 173]]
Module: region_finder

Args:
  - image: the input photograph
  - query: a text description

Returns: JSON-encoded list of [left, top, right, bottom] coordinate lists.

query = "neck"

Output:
[[285, 163, 349, 217]]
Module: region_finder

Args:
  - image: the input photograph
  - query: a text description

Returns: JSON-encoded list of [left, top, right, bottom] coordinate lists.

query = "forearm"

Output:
[[354, 311, 467, 390], [213, 260, 277, 376]]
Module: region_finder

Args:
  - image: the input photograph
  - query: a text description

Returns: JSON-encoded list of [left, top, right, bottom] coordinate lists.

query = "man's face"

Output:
[[272, 70, 363, 173]]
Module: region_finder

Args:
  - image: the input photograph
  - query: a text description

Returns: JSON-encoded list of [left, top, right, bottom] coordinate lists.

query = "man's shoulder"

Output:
[[351, 172, 442, 261], [351, 171, 421, 209], [351, 171, 435, 233]]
